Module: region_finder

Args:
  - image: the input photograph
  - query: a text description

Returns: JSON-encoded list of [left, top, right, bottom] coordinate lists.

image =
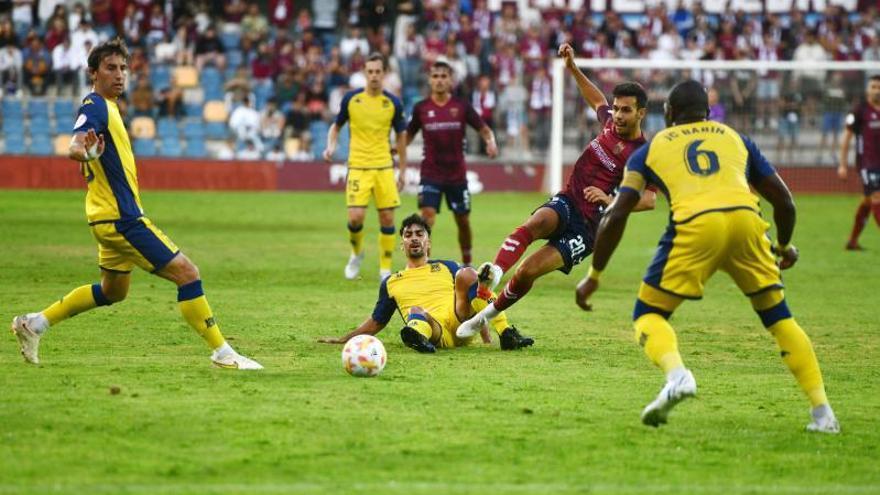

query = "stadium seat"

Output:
[[336, 126, 350, 160], [130, 116, 157, 139], [310, 121, 330, 159], [53, 99, 76, 121], [29, 135, 53, 155], [4, 138, 26, 154], [26, 99, 50, 119], [173, 66, 199, 89], [284, 137, 301, 157], [184, 139, 206, 157], [184, 102, 204, 118], [1, 98, 24, 117], [253, 83, 273, 111], [183, 120, 206, 139], [157, 138, 182, 157], [227, 49, 243, 70], [150, 65, 172, 90], [156, 118, 179, 139], [133, 138, 156, 157], [203, 101, 228, 122], [53, 134, 72, 155], [220, 31, 241, 51], [204, 121, 229, 140], [29, 115, 51, 134]]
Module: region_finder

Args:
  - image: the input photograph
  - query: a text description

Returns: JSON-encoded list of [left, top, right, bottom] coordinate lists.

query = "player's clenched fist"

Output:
[[558, 43, 575, 63]]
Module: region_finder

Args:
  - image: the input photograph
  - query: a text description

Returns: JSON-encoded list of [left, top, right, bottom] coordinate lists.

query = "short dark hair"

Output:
[[87, 37, 129, 72], [612, 82, 648, 109], [366, 52, 387, 70], [399, 214, 431, 237], [431, 60, 454, 76], [666, 79, 709, 124], [870, 75, 880, 84]]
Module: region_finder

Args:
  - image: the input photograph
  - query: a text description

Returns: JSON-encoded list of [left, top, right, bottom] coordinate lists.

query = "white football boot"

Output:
[[641, 368, 697, 427], [477, 262, 504, 292], [11, 313, 47, 364], [344, 253, 364, 280], [456, 312, 487, 339], [211, 345, 264, 370], [806, 404, 840, 434]]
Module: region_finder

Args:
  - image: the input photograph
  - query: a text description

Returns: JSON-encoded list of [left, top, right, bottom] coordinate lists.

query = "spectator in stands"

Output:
[[260, 99, 286, 151], [22, 34, 50, 96], [39, 1, 66, 28], [708, 87, 726, 123], [268, 0, 294, 30], [777, 88, 803, 165], [865, 36, 880, 79], [195, 25, 227, 71], [396, 23, 424, 92], [339, 26, 370, 64], [224, 0, 248, 29], [172, 24, 195, 67], [156, 78, 184, 119], [224, 67, 255, 112], [274, 69, 299, 112], [645, 71, 672, 134], [730, 48, 757, 134], [70, 18, 98, 64], [304, 78, 329, 121], [819, 72, 848, 165], [44, 16, 68, 52], [145, 3, 167, 47], [441, 41, 467, 90], [11, 0, 34, 40], [472, 73, 496, 155], [130, 78, 155, 117], [285, 91, 312, 153], [0, 43, 22, 96], [51, 36, 77, 96], [251, 42, 277, 86], [121, 3, 144, 47], [499, 72, 528, 157], [0, 17, 18, 48], [153, 32, 177, 64], [793, 30, 828, 126], [237, 138, 263, 160], [229, 95, 262, 151], [241, 3, 269, 47], [89, 0, 114, 37], [68, 3, 88, 31]]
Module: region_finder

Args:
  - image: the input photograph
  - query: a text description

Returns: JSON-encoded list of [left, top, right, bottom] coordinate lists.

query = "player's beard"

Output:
[[406, 243, 426, 259]]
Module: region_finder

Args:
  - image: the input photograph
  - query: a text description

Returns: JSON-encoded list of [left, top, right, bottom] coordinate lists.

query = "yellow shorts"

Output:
[[346, 168, 400, 209], [90, 217, 180, 273], [432, 306, 475, 349], [642, 208, 782, 299]]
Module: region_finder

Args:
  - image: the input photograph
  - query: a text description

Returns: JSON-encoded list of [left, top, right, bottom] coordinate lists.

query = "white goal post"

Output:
[[548, 58, 880, 193]]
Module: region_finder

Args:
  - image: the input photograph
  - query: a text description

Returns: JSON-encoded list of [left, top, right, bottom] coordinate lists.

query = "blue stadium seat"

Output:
[[156, 118, 179, 139], [4, 138, 26, 154], [310, 121, 330, 159], [227, 49, 243, 70], [133, 138, 156, 157], [28, 118, 52, 137], [183, 120, 206, 139], [2, 99, 24, 117], [184, 102, 203, 118], [336, 125, 350, 161], [201, 67, 224, 101], [2, 114, 25, 136], [150, 65, 171, 90], [29, 135, 53, 155], [253, 83, 273, 111], [53, 99, 76, 121], [27, 99, 50, 118], [184, 139, 206, 157], [220, 31, 241, 51], [204, 121, 229, 140], [157, 138, 182, 157]]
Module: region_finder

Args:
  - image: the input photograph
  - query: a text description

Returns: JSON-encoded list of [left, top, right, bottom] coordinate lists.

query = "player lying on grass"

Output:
[[456, 42, 656, 339], [318, 214, 533, 352], [578, 80, 839, 433], [10, 38, 261, 370]]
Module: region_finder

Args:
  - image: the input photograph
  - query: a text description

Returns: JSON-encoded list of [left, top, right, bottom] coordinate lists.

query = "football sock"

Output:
[[379, 225, 396, 273], [633, 313, 684, 374], [871, 202, 880, 227], [42, 283, 111, 327], [755, 297, 828, 408], [468, 283, 509, 335], [406, 313, 434, 340], [177, 280, 226, 350], [849, 202, 870, 243], [493, 275, 533, 311], [493, 226, 534, 273], [348, 223, 365, 256]]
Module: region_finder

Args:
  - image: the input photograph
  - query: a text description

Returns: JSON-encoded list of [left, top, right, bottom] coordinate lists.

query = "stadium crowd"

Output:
[[0, 0, 878, 161]]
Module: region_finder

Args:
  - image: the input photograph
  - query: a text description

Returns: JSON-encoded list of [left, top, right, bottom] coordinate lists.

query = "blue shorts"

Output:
[[822, 112, 843, 133], [538, 194, 594, 274], [418, 181, 471, 215], [861, 169, 880, 196]]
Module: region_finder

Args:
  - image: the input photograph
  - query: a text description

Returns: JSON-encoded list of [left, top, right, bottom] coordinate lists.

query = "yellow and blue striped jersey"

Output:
[[334, 88, 405, 169], [372, 260, 459, 325], [621, 121, 776, 224], [73, 92, 144, 224]]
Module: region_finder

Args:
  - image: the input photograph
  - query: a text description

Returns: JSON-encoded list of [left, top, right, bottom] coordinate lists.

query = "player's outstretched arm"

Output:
[[575, 189, 640, 310], [68, 129, 105, 162], [558, 43, 608, 111], [318, 317, 386, 344], [753, 173, 799, 270], [323, 123, 339, 162], [837, 128, 854, 180]]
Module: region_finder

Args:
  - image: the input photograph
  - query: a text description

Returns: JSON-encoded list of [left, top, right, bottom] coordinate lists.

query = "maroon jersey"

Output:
[[847, 102, 880, 171], [407, 97, 486, 184], [563, 104, 647, 226]]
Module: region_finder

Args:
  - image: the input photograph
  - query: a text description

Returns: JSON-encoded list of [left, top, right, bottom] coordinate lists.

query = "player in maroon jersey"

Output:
[[406, 60, 498, 266], [456, 43, 657, 340], [838, 75, 880, 250]]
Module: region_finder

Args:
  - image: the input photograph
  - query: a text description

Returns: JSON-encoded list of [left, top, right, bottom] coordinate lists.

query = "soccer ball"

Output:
[[341, 335, 387, 377]]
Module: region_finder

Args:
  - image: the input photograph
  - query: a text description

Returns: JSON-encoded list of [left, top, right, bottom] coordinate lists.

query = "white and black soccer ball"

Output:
[[341, 335, 387, 377]]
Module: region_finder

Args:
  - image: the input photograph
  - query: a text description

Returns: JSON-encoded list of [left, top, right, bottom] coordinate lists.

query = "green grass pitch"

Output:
[[1, 189, 878, 494]]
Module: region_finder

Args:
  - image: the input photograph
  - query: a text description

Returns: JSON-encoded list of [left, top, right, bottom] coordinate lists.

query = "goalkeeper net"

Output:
[[547, 58, 880, 193]]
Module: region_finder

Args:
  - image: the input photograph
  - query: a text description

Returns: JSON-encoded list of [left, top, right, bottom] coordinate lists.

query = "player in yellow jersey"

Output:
[[577, 80, 839, 433], [318, 214, 533, 352], [9, 39, 262, 370], [324, 53, 408, 281]]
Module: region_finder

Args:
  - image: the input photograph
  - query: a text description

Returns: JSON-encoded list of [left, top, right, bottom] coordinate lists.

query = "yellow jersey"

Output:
[[371, 260, 459, 325], [73, 92, 144, 224], [334, 88, 406, 169], [620, 121, 776, 224]]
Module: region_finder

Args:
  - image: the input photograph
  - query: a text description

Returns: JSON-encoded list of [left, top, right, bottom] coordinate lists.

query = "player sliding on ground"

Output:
[[456, 42, 656, 339], [578, 80, 839, 433], [10, 39, 262, 370], [318, 214, 533, 352]]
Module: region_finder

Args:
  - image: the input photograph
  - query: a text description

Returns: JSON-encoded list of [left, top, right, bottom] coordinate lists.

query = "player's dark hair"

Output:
[[399, 214, 431, 237], [612, 82, 648, 109], [366, 52, 387, 70], [665, 79, 709, 125], [431, 60, 454, 76], [87, 37, 130, 72], [870, 75, 880, 84]]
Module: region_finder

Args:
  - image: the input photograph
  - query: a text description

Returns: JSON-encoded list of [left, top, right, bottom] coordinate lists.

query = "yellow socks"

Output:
[[755, 296, 828, 408], [633, 313, 684, 374], [348, 223, 365, 256], [379, 225, 396, 273], [42, 283, 111, 326], [469, 286, 509, 335], [406, 313, 434, 340], [178, 280, 226, 350]]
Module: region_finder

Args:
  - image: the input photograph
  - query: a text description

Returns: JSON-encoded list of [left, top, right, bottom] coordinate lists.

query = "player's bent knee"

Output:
[[749, 289, 785, 311], [632, 298, 672, 321], [455, 267, 478, 287]]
